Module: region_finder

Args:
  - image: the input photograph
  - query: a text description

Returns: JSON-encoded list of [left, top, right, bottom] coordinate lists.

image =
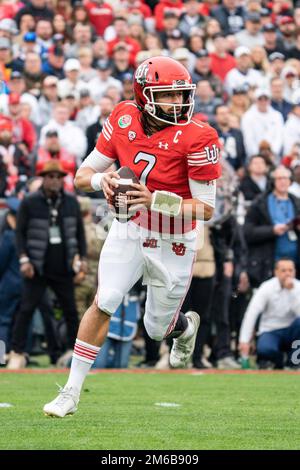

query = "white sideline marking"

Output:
[[155, 402, 181, 408], [0, 403, 13, 408]]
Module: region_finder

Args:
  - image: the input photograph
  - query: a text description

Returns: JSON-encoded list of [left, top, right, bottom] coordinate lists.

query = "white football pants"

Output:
[[97, 219, 197, 341]]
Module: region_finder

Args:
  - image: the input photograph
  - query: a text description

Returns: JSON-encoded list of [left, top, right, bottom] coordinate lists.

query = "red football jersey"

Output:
[[96, 101, 221, 233]]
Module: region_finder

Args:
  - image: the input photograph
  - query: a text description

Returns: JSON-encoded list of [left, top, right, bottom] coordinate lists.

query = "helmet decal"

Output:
[[135, 63, 149, 86]]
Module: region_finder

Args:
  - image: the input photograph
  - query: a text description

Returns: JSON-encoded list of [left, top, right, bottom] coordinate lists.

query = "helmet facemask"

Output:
[[143, 83, 196, 126]]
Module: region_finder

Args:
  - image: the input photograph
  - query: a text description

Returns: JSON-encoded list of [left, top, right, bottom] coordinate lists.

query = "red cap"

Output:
[[0, 115, 13, 132], [8, 92, 21, 105], [279, 16, 294, 25]]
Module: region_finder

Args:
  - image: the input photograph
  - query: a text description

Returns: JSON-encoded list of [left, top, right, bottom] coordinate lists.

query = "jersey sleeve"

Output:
[[95, 111, 117, 160], [187, 125, 222, 181]]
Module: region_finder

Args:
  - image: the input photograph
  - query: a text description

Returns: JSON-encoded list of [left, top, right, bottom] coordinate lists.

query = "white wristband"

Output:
[[151, 190, 183, 217], [91, 173, 104, 191]]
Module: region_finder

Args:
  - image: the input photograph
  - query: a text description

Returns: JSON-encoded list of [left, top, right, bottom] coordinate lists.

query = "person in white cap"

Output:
[[241, 88, 284, 159], [224, 46, 262, 95], [283, 90, 300, 155], [57, 58, 87, 100]]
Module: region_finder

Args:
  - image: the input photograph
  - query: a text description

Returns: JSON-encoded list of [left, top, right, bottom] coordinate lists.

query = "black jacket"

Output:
[[211, 6, 245, 35], [244, 192, 300, 287], [239, 176, 271, 202], [16, 188, 86, 276], [86, 121, 102, 158], [214, 126, 246, 170]]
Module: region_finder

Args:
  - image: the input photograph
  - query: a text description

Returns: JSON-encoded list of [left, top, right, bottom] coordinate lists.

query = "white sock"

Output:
[[65, 339, 100, 393]]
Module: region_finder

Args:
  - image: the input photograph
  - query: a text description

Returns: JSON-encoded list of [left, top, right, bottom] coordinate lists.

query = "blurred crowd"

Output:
[[1, 0, 300, 370]]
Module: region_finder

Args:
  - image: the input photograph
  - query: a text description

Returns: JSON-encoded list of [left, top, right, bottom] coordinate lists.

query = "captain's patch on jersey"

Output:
[[118, 115, 132, 128]]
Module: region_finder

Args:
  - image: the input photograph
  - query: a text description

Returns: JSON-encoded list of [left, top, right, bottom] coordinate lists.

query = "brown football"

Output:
[[111, 166, 140, 223]]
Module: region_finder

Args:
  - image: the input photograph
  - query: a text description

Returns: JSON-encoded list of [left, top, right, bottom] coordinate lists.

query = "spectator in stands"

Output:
[[75, 88, 99, 132], [57, 58, 86, 100], [214, 104, 246, 172], [282, 143, 300, 169], [288, 29, 300, 60], [37, 75, 59, 128], [258, 140, 277, 171], [107, 17, 141, 66], [251, 45, 269, 77], [65, 23, 93, 59], [179, 0, 205, 37], [289, 160, 300, 198], [262, 23, 286, 58], [241, 88, 284, 161], [194, 80, 222, 124], [235, 12, 264, 48], [78, 47, 97, 83], [240, 155, 270, 202], [239, 258, 300, 369], [204, 18, 222, 52], [15, 0, 54, 28], [224, 46, 262, 96], [88, 59, 122, 104], [209, 32, 236, 82], [85, 95, 114, 157], [244, 165, 300, 287], [120, 72, 134, 101], [42, 44, 65, 79], [164, 28, 187, 54], [270, 77, 292, 122], [278, 16, 296, 52], [35, 19, 53, 55], [0, 36, 11, 82], [154, 0, 184, 33], [281, 65, 299, 103], [187, 28, 205, 57], [265, 52, 286, 86], [0, 18, 18, 42], [92, 37, 108, 64], [211, 0, 245, 35], [53, 14, 69, 42], [22, 51, 45, 92], [0, 71, 38, 123], [0, 114, 31, 196], [36, 129, 76, 192], [7, 160, 86, 369], [111, 42, 134, 82], [191, 49, 223, 98], [7, 92, 37, 155], [228, 84, 251, 122], [84, 0, 114, 37], [283, 91, 300, 155], [39, 102, 87, 166]]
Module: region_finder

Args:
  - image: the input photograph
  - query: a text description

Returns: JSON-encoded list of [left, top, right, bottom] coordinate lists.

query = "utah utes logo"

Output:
[[135, 64, 149, 85], [172, 243, 186, 256], [204, 144, 219, 164], [143, 238, 158, 248]]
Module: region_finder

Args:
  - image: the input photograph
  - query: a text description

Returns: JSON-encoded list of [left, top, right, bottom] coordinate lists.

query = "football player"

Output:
[[44, 56, 221, 417]]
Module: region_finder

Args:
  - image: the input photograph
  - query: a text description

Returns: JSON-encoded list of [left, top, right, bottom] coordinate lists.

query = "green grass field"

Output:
[[0, 370, 300, 450]]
